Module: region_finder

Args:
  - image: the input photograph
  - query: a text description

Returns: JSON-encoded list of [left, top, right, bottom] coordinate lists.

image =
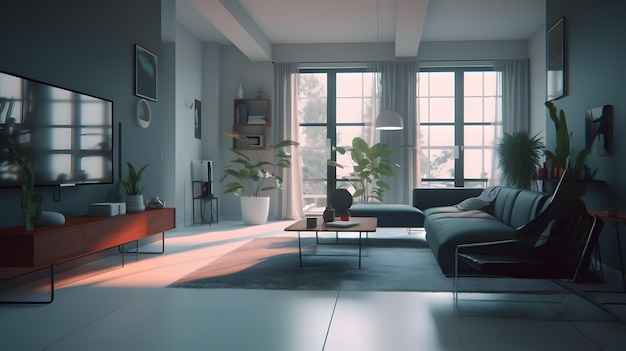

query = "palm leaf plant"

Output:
[[497, 131, 544, 189], [330, 137, 399, 203], [220, 132, 299, 197]]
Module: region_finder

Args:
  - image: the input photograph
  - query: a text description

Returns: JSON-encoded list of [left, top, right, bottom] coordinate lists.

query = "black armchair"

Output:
[[452, 202, 613, 318], [455, 206, 602, 281]]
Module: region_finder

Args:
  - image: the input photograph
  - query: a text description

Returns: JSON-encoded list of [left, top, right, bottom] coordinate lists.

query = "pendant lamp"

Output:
[[374, 0, 403, 131], [375, 110, 403, 130]]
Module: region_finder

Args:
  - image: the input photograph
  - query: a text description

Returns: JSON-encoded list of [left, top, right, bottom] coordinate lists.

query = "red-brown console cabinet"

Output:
[[0, 208, 175, 303]]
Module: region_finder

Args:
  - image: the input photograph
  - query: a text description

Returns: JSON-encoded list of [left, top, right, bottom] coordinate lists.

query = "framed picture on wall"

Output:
[[547, 17, 566, 101], [135, 44, 158, 101]]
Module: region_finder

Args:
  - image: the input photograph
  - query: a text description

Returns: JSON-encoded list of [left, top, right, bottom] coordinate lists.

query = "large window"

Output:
[[298, 69, 378, 213], [418, 68, 502, 188]]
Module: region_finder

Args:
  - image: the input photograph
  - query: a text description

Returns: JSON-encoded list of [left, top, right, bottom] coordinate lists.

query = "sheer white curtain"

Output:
[[378, 61, 419, 204], [273, 63, 303, 219], [497, 59, 530, 133], [488, 59, 529, 186]]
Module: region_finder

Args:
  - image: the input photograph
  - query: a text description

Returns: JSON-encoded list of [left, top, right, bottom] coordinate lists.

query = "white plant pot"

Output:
[[126, 194, 145, 213], [241, 196, 270, 225]]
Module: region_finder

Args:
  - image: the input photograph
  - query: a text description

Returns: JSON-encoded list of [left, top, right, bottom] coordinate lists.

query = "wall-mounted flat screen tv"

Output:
[[0, 70, 113, 188]]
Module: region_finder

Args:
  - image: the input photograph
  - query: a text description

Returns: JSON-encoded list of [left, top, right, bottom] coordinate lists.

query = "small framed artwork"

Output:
[[194, 99, 201, 139], [585, 105, 613, 156], [135, 44, 158, 101], [246, 135, 264, 148], [547, 17, 566, 101]]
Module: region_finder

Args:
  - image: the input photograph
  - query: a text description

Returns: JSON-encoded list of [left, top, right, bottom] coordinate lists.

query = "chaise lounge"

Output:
[[416, 186, 552, 275]]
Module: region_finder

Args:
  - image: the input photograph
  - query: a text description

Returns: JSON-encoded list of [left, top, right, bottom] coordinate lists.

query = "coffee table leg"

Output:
[[359, 231, 362, 268], [297, 231, 303, 267]]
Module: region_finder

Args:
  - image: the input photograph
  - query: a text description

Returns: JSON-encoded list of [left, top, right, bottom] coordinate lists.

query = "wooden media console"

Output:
[[0, 208, 175, 303]]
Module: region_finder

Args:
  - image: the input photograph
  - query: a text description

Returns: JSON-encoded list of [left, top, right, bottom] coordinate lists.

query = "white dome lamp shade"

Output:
[[375, 110, 404, 130]]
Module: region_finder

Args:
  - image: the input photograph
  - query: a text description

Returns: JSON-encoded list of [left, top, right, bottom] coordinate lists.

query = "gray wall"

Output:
[[547, 0, 626, 270], [0, 0, 163, 227]]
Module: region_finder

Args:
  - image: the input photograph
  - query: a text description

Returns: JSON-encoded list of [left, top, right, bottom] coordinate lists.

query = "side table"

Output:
[[192, 181, 218, 225], [589, 209, 626, 290]]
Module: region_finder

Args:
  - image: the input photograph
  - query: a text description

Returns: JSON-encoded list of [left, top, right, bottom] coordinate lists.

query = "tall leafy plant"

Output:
[[545, 101, 588, 171], [221, 132, 299, 197], [496, 131, 544, 189], [332, 137, 399, 203]]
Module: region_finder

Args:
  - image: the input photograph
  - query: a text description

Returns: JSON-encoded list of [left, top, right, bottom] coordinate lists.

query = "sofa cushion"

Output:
[[509, 190, 550, 228], [413, 188, 484, 211], [456, 186, 501, 210]]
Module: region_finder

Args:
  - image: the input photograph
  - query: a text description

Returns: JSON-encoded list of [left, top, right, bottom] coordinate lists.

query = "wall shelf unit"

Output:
[[233, 99, 271, 150]]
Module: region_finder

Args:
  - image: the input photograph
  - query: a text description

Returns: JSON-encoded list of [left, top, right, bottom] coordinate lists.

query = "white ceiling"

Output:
[[176, 0, 545, 61]]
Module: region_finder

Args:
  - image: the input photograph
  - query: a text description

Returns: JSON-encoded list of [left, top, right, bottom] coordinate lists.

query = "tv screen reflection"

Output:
[[0, 71, 113, 187]]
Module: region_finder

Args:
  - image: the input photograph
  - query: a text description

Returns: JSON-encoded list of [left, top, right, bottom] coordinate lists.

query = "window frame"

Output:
[[418, 66, 501, 188], [298, 67, 375, 206]]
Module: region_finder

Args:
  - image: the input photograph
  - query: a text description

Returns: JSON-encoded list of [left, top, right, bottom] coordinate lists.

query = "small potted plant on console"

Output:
[[119, 162, 149, 212]]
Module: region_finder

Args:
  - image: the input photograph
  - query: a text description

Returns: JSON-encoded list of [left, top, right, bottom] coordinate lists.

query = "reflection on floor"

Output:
[[1, 221, 625, 351]]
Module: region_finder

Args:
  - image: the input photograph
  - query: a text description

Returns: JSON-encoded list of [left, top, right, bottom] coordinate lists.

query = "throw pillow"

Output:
[[456, 186, 501, 211]]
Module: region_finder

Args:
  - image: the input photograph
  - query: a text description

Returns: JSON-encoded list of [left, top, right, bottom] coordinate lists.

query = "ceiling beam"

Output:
[[395, 0, 429, 57], [189, 0, 272, 61]]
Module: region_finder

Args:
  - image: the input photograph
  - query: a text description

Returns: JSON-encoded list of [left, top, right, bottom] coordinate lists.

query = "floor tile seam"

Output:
[[322, 290, 341, 351], [566, 321, 604, 351], [42, 295, 140, 350]]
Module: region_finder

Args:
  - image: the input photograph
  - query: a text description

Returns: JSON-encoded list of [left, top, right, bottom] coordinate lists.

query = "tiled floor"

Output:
[[1, 221, 625, 351]]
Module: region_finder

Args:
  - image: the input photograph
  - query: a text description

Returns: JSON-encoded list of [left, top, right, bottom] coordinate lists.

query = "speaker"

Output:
[[191, 160, 213, 196]]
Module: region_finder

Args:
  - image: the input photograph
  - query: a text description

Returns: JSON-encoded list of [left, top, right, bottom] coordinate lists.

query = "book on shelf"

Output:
[[247, 115, 266, 124]]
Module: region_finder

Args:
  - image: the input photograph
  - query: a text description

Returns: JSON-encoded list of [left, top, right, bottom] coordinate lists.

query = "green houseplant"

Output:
[[119, 162, 149, 212], [8, 147, 43, 231], [496, 131, 544, 190], [331, 137, 399, 203], [220, 132, 299, 224], [545, 101, 588, 177]]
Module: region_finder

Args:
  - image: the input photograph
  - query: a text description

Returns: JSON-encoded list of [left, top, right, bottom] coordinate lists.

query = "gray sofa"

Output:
[[414, 187, 551, 276]]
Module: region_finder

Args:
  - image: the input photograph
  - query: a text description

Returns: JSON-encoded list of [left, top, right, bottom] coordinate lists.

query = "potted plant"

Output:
[[331, 137, 399, 203], [8, 147, 43, 230], [545, 101, 588, 178], [220, 132, 298, 225], [496, 131, 544, 190], [119, 162, 149, 212]]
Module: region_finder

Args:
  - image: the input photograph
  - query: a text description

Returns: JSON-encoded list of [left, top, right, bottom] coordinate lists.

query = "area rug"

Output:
[[169, 236, 561, 293]]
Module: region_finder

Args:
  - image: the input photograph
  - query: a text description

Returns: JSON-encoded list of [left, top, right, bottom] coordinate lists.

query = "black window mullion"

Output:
[[454, 70, 464, 187], [327, 71, 337, 195]]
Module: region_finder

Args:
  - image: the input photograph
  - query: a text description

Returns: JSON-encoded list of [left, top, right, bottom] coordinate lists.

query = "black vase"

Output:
[[322, 207, 335, 223]]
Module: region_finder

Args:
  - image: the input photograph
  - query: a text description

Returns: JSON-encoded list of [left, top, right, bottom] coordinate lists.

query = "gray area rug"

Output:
[[169, 235, 561, 292]]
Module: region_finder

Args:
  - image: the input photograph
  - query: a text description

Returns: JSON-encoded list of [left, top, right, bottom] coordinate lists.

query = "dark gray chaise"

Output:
[[349, 203, 424, 228], [414, 187, 550, 276]]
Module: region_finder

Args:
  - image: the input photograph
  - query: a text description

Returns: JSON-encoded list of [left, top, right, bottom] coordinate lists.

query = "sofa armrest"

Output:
[[413, 188, 483, 210]]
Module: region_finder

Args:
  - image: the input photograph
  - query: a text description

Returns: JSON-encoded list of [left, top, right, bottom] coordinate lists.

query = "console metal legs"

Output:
[[0, 264, 55, 305]]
